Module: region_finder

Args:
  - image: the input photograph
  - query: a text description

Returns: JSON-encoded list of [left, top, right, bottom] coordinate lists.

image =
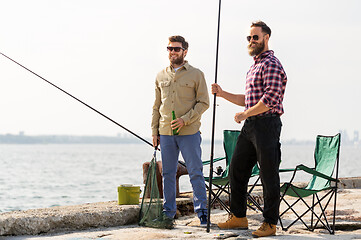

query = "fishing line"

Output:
[[0, 51, 154, 149]]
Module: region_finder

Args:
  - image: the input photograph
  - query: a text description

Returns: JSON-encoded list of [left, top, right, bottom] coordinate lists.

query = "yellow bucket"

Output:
[[117, 184, 141, 205]]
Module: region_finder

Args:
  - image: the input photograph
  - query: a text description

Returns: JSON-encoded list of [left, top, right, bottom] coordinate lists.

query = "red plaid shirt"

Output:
[[245, 50, 287, 116]]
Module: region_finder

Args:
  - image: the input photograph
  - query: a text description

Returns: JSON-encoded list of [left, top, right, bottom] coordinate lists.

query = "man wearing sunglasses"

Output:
[[151, 35, 210, 227], [212, 21, 287, 237]]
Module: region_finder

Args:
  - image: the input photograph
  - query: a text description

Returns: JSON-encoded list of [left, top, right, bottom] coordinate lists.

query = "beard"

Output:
[[248, 39, 265, 57], [169, 53, 185, 66]]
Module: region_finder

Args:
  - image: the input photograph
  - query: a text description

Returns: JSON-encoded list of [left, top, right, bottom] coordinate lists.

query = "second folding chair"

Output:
[[279, 133, 341, 234]]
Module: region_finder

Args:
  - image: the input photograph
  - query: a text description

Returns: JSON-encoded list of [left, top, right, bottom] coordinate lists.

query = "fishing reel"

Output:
[[214, 166, 223, 176]]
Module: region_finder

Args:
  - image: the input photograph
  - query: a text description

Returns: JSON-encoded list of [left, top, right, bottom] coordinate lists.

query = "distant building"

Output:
[[339, 130, 349, 144], [339, 129, 360, 145], [354, 131, 359, 145]]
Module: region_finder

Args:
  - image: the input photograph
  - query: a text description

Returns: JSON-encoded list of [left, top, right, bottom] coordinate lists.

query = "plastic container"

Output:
[[117, 184, 141, 205]]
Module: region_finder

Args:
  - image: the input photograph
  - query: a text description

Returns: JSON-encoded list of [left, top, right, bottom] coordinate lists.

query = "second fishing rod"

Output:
[[0, 51, 154, 149]]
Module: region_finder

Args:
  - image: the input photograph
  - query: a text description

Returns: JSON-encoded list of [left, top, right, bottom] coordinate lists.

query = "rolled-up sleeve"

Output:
[[260, 62, 286, 109]]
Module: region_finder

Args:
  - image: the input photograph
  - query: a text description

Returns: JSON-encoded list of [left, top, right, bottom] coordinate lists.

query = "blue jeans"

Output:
[[160, 132, 207, 218]]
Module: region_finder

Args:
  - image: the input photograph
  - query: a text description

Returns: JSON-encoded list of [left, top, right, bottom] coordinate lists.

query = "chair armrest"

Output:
[[202, 157, 226, 165], [296, 164, 338, 182], [279, 168, 296, 173]]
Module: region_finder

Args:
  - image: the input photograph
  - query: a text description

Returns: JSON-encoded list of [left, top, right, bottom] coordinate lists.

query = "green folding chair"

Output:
[[279, 134, 341, 234], [203, 130, 239, 214], [203, 130, 263, 213]]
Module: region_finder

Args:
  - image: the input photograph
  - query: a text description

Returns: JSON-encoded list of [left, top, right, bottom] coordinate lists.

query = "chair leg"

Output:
[[312, 191, 336, 234], [295, 191, 331, 231], [281, 196, 313, 231], [210, 183, 229, 206], [332, 187, 337, 234], [280, 190, 304, 220], [228, 184, 230, 211], [206, 183, 231, 214], [279, 185, 289, 230], [280, 185, 314, 231], [246, 176, 263, 212], [281, 187, 336, 234], [247, 192, 263, 212], [311, 194, 315, 230], [248, 176, 260, 195]]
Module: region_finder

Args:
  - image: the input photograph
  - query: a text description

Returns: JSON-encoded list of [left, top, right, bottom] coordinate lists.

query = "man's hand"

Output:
[[234, 112, 248, 124], [171, 118, 185, 133], [152, 135, 160, 147], [211, 83, 224, 97]]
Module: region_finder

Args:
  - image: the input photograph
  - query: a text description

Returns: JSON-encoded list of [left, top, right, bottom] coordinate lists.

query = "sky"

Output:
[[0, 0, 360, 142]]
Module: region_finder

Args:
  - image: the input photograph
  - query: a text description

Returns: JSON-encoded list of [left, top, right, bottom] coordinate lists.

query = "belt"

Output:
[[247, 113, 279, 121]]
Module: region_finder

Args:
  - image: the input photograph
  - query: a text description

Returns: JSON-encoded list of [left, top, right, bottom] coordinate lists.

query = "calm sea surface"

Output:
[[0, 143, 360, 213]]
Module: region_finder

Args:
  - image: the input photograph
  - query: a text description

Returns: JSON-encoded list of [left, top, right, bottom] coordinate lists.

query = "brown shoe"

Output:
[[252, 222, 276, 238], [217, 214, 248, 229]]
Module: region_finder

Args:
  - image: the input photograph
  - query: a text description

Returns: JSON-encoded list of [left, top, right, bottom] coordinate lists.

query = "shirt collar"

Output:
[[169, 61, 190, 72], [253, 50, 274, 62]]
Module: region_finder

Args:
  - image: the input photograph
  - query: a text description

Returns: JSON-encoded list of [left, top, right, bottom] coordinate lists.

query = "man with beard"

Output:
[[213, 21, 287, 237], [151, 35, 210, 227]]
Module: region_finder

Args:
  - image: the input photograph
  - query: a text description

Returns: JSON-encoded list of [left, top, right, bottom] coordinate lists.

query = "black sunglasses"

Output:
[[246, 35, 260, 42], [167, 46, 185, 52]]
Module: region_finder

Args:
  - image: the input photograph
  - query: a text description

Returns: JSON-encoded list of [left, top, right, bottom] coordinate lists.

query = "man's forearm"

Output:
[[220, 91, 245, 106], [181, 99, 209, 125], [244, 100, 270, 117]]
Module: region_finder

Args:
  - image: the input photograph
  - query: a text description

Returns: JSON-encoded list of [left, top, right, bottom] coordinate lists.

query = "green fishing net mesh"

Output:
[[139, 151, 174, 229]]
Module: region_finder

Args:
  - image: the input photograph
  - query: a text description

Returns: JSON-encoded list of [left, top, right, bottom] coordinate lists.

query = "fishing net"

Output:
[[139, 149, 174, 229]]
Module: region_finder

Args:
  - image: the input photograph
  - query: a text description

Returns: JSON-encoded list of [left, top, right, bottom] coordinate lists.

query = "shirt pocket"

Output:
[[159, 81, 171, 99], [179, 81, 196, 101]]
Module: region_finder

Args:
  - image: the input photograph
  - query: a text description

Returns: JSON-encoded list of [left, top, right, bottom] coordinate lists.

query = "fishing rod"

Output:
[[207, 0, 222, 232], [0, 51, 154, 149]]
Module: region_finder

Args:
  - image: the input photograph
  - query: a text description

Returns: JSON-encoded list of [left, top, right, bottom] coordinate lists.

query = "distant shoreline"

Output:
[[0, 133, 317, 145], [0, 133, 224, 145], [0, 133, 147, 144]]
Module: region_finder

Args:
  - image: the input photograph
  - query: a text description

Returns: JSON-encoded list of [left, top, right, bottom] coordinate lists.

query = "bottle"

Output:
[[172, 111, 179, 135]]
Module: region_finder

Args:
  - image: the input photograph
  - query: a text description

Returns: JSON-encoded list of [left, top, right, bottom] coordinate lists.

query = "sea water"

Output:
[[0, 143, 359, 213]]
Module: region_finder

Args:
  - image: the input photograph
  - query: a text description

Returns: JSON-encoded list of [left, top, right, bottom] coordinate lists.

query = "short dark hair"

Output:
[[251, 21, 271, 37], [169, 35, 189, 50]]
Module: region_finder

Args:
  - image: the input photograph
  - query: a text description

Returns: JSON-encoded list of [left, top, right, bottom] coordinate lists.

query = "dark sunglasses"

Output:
[[246, 35, 259, 42], [167, 46, 185, 52]]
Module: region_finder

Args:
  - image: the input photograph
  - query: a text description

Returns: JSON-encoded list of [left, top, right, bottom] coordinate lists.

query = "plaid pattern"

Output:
[[245, 50, 287, 116]]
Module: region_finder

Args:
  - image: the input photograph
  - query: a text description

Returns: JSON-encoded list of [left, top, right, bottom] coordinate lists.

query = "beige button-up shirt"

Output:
[[152, 61, 209, 136]]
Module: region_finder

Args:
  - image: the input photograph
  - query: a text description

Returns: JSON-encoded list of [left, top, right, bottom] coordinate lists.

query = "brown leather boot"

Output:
[[252, 222, 276, 238], [217, 214, 248, 229]]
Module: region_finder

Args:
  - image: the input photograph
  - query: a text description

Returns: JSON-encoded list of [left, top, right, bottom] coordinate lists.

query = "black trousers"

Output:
[[229, 115, 282, 225]]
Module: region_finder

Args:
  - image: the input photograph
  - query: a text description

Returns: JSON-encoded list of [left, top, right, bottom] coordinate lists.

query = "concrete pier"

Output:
[[0, 202, 140, 236], [1, 177, 361, 239]]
